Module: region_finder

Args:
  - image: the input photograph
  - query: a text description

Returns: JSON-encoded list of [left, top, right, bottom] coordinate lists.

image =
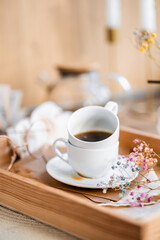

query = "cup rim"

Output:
[[68, 140, 119, 151], [67, 105, 119, 145]]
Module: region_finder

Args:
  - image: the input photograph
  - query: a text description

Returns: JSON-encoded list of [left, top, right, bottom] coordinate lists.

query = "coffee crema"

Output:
[[74, 130, 112, 142]]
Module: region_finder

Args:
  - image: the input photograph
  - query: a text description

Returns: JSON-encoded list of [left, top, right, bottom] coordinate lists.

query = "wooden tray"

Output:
[[1, 127, 160, 240]]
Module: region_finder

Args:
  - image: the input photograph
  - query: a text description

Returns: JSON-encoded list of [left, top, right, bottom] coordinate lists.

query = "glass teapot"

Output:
[[38, 68, 132, 111]]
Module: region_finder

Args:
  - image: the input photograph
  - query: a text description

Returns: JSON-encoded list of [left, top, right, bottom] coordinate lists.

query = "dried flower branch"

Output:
[[131, 139, 158, 171], [132, 29, 160, 68], [99, 139, 160, 207]]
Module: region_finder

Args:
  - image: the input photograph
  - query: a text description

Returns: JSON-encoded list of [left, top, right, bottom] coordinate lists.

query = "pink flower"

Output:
[[130, 201, 138, 207], [148, 197, 153, 203], [153, 158, 158, 163], [137, 185, 141, 189], [138, 146, 143, 151], [133, 147, 137, 152], [130, 192, 134, 196], [150, 148, 153, 153], [144, 147, 150, 153], [139, 203, 144, 208], [142, 166, 147, 171], [130, 152, 135, 157], [140, 192, 148, 199], [133, 139, 140, 144], [137, 197, 141, 201]]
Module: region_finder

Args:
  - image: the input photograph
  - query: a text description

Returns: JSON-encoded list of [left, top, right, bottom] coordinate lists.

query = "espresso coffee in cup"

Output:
[[74, 130, 112, 142]]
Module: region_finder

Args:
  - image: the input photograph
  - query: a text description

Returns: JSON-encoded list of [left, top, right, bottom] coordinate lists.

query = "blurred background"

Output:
[[1, 0, 160, 134]]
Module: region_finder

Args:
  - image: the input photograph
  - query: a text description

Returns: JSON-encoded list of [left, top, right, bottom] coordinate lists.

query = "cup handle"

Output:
[[104, 101, 118, 115], [53, 138, 69, 164]]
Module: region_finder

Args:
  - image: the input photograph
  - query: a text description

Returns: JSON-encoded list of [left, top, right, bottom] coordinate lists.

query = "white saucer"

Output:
[[46, 154, 139, 189]]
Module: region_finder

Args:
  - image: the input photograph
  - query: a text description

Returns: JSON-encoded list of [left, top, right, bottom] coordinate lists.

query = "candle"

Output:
[[140, 0, 156, 32], [105, 0, 121, 29]]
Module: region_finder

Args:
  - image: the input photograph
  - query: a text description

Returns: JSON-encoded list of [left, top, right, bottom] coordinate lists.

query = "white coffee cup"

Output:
[[67, 101, 119, 149], [53, 101, 119, 178], [53, 139, 119, 178]]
